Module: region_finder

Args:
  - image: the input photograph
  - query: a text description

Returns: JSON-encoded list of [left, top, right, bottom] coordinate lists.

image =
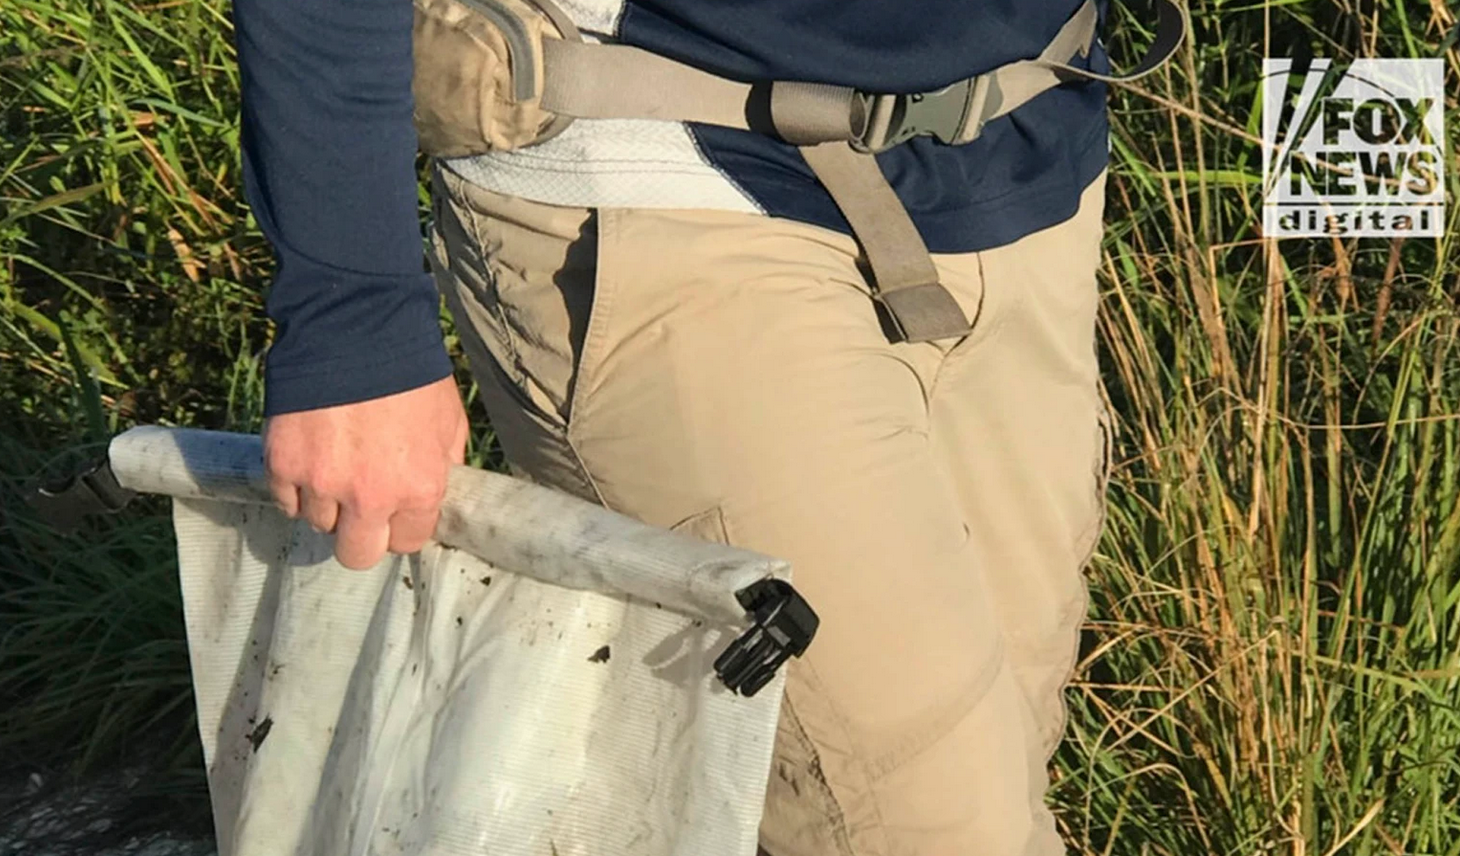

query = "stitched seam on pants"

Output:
[[862, 632, 1006, 782], [465, 178, 606, 510], [1041, 384, 1112, 766], [1073, 395, 1114, 561], [925, 250, 1016, 404], [436, 242, 607, 509], [454, 174, 523, 375], [792, 660, 893, 856], [561, 208, 620, 510], [780, 694, 857, 856], [432, 171, 609, 510]]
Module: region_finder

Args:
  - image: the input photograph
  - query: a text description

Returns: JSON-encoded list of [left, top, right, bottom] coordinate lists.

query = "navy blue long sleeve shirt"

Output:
[[236, 0, 453, 416], [236, 0, 1109, 416]]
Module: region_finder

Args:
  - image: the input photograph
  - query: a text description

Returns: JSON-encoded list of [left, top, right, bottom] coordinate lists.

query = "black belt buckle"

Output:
[[28, 456, 136, 532], [853, 75, 995, 154], [714, 578, 819, 697]]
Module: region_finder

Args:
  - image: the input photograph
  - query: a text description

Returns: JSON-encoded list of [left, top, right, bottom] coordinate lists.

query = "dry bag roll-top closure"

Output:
[[411, 0, 1188, 344]]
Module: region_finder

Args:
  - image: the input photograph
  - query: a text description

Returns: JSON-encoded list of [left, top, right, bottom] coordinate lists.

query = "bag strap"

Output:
[[799, 141, 971, 340], [538, 0, 1188, 342]]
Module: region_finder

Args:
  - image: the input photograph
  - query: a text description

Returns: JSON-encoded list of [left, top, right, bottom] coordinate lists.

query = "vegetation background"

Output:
[[2, 0, 1459, 853]]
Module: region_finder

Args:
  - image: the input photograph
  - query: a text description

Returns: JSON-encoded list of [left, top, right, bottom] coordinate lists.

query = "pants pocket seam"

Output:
[[431, 173, 609, 509], [564, 208, 617, 442], [770, 667, 864, 856], [784, 695, 857, 856], [926, 250, 1017, 403]]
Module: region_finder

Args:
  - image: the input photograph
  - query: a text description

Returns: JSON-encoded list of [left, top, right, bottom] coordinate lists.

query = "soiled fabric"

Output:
[[428, 164, 1113, 856], [107, 427, 790, 856]]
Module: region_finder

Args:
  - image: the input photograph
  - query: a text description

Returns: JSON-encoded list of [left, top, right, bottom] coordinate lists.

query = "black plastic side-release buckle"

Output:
[[28, 456, 136, 532], [714, 578, 820, 697], [853, 75, 999, 154]]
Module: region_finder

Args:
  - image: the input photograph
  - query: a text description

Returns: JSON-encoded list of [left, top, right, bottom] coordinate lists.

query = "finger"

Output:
[[269, 478, 302, 518], [334, 505, 392, 571], [387, 504, 442, 556], [299, 487, 341, 534]]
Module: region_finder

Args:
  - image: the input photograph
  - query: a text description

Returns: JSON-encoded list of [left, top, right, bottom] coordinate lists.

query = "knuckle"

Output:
[[264, 454, 304, 485], [402, 480, 446, 509], [267, 480, 297, 508], [338, 474, 383, 505], [347, 492, 395, 520], [304, 510, 336, 532], [304, 471, 347, 498]]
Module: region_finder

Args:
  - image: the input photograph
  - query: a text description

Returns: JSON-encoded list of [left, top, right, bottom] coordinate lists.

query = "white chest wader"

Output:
[[412, 0, 1187, 342], [35, 427, 817, 856]]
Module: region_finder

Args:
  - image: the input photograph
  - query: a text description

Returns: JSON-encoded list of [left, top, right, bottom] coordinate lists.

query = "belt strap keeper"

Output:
[[875, 283, 972, 343], [768, 81, 863, 145]]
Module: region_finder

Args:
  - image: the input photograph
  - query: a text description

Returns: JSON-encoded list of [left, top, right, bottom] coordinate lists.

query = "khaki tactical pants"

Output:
[[428, 163, 1111, 856]]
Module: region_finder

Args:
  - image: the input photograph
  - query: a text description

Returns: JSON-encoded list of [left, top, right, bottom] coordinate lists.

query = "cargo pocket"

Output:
[[663, 507, 856, 856], [759, 665, 856, 856], [667, 505, 731, 544]]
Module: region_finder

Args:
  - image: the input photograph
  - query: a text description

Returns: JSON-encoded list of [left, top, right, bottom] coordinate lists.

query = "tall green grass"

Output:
[[2, 0, 1458, 853], [1048, 2, 1460, 854], [0, 1, 494, 843], [2, 1, 257, 840]]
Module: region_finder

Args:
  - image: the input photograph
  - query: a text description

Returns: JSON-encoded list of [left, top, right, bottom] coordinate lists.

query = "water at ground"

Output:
[[0, 772, 214, 856]]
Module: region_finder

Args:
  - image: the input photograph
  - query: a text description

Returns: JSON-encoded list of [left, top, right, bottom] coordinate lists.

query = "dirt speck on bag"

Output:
[[588, 645, 611, 663], [246, 717, 273, 752]]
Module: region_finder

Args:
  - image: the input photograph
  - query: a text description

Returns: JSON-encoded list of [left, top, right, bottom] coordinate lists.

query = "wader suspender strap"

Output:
[[538, 0, 1188, 342]]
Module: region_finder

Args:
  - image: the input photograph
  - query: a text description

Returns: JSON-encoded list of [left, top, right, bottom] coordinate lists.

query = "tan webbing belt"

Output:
[[539, 0, 1188, 342], [797, 142, 970, 341]]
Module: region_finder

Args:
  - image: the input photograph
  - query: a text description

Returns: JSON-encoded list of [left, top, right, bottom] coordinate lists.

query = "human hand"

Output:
[[263, 375, 469, 569]]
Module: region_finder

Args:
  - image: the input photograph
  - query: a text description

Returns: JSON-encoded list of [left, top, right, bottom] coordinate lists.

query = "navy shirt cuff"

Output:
[[264, 333, 454, 416], [261, 254, 453, 416]]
